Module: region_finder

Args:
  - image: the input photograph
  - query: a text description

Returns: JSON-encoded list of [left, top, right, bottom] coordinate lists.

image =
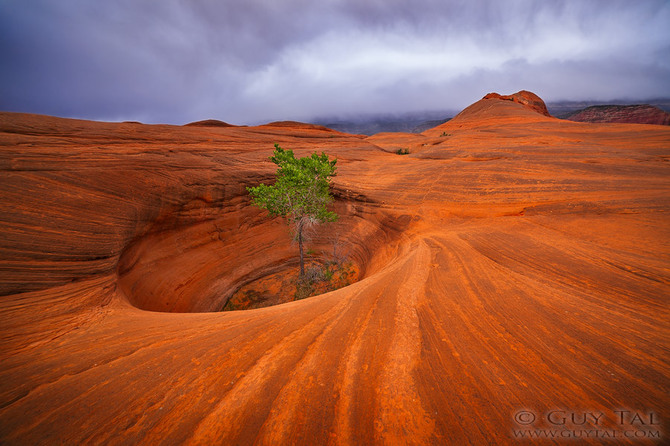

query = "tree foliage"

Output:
[[247, 144, 338, 277]]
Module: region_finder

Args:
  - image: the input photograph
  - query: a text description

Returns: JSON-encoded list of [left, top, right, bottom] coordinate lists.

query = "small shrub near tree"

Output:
[[295, 259, 356, 300]]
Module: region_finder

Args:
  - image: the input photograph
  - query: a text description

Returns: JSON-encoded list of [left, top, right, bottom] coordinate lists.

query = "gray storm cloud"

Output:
[[1, 0, 669, 124]]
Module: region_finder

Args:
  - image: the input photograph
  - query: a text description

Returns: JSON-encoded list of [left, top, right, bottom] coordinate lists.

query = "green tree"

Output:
[[247, 144, 338, 278]]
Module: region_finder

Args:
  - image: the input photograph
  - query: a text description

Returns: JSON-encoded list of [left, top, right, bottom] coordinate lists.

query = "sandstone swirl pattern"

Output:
[[1, 94, 668, 444]]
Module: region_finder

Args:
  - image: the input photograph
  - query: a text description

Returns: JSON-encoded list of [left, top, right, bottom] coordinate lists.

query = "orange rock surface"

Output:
[[483, 90, 552, 117], [1, 92, 669, 444]]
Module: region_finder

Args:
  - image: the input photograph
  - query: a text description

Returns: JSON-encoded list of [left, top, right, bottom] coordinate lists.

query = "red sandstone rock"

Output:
[[1, 94, 669, 444], [483, 90, 552, 116], [566, 104, 670, 125]]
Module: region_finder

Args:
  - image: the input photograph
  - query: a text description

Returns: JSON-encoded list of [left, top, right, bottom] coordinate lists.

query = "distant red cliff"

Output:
[[566, 104, 670, 125]]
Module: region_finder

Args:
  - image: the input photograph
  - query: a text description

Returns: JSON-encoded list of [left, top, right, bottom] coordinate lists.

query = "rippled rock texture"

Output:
[[1, 92, 669, 444]]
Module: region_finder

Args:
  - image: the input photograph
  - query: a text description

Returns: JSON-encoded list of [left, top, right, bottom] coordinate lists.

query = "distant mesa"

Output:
[[483, 90, 552, 117], [184, 119, 235, 127], [565, 104, 670, 126], [261, 120, 338, 132]]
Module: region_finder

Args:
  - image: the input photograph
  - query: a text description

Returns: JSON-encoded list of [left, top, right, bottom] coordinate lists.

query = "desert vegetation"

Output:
[[234, 143, 347, 309], [223, 257, 356, 311], [247, 144, 338, 279]]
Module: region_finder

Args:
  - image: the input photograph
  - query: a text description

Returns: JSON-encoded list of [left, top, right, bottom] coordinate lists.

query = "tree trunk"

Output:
[[298, 223, 305, 279]]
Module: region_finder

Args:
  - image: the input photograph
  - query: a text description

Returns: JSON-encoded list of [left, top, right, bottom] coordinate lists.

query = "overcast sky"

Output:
[[1, 0, 669, 125]]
